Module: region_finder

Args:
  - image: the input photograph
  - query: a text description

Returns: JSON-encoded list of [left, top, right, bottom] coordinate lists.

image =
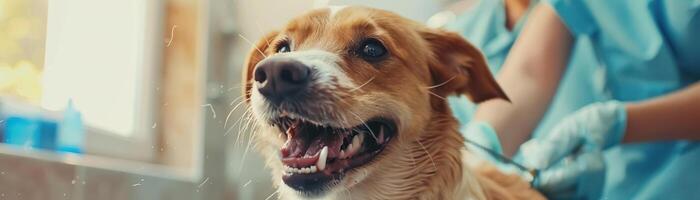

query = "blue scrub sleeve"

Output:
[[544, 0, 598, 35]]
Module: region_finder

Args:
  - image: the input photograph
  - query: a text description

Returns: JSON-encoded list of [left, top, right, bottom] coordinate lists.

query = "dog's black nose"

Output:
[[254, 57, 311, 104]]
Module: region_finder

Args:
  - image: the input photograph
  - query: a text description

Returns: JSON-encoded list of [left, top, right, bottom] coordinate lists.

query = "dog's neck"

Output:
[[345, 108, 483, 200]]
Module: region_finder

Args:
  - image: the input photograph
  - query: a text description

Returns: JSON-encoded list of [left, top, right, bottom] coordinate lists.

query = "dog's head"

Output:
[[243, 6, 507, 199]]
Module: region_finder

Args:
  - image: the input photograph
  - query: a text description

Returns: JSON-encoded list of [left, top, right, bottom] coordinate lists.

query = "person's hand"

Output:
[[520, 101, 627, 199]]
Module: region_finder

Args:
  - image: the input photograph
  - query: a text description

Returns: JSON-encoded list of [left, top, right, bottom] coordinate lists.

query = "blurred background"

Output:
[[0, 0, 465, 199]]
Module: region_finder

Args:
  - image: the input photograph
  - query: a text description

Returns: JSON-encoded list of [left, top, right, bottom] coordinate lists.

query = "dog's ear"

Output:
[[242, 31, 279, 102], [421, 29, 509, 103]]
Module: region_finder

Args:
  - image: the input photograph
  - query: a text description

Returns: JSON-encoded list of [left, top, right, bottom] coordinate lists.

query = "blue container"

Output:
[[3, 116, 59, 150], [35, 120, 58, 150], [4, 116, 38, 147], [0, 119, 5, 142]]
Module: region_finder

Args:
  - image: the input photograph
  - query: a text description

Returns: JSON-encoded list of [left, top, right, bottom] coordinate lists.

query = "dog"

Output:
[[242, 6, 544, 200]]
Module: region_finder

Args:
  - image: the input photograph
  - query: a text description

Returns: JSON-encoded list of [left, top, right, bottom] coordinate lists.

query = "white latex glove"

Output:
[[520, 101, 627, 199]]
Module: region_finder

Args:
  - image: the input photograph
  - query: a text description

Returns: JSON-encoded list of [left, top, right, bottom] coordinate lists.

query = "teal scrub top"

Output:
[[448, 0, 700, 199], [447, 0, 603, 135], [545, 0, 700, 199], [447, 0, 603, 150]]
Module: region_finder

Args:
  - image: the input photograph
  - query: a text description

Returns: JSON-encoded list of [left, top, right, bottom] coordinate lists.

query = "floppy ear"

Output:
[[242, 31, 279, 102], [421, 29, 509, 103]]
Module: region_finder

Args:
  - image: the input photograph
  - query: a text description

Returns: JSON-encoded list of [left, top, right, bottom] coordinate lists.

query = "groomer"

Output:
[[449, 0, 700, 199]]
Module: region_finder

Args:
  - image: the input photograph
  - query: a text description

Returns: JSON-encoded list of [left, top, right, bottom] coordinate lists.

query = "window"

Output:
[[0, 0, 163, 162], [41, 0, 156, 137]]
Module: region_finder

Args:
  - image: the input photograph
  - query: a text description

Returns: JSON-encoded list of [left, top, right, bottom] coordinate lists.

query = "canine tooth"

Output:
[[352, 134, 362, 150], [317, 146, 328, 171], [339, 150, 346, 159], [378, 126, 385, 144], [352, 135, 360, 147]]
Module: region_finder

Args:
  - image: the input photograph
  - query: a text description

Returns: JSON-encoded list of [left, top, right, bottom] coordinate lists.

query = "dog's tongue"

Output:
[[280, 122, 344, 168]]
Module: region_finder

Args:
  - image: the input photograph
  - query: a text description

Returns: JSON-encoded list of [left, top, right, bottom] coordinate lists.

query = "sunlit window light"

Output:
[[41, 0, 148, 137]]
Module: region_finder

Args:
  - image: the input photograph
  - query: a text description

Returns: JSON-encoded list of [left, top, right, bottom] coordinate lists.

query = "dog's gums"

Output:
[[273, 116, 396, 193]]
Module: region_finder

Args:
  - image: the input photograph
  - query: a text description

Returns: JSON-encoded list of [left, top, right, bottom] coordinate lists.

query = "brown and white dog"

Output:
[[242, 6, 544, 200]]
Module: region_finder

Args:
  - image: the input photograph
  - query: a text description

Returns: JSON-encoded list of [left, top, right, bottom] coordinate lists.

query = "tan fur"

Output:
[[242, 6, 544, 200]]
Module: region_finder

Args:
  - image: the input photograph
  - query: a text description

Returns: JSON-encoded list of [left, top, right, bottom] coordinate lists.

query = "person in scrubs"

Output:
[[449, 0, 700, 199], [447, 0, 602, 157]]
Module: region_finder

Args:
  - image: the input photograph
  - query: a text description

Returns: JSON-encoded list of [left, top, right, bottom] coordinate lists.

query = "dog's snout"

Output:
[[254, 57, 311, 104]]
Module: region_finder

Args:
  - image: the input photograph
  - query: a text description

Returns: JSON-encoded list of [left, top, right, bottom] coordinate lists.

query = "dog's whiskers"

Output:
[[229, 95, 245, 106], [346, 110, 379, 142], [349, 76, 376, 92], [225, 96, 249, 129], [335, 98, 380, 141], [230, 108, 253, 149], [424, 75, 457, 89], [238, 110, 259, 174], [238, 33, 267, 58], [415, 139, 438, 172], [263, 189, 279, 200], [253, 20, 272, 47], [427, 90, 447, 101]]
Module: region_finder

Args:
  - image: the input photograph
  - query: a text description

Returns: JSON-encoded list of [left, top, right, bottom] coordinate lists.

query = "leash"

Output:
[[464, 139, 540, 187]]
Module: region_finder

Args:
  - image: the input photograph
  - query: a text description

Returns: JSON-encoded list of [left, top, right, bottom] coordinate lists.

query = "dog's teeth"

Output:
[[378, 126, 385, 144], [339, 150, 346, 159], [352, 135, 360, 147], [310, 166, 317, 173], [352, 134, 362, 151], [302, 167, 309, 173], [317, 146, 328, 171]]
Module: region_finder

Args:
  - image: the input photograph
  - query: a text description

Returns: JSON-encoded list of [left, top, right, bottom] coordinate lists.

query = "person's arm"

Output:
[[624, 82, 700, 142], [473, 4, 574, 156]]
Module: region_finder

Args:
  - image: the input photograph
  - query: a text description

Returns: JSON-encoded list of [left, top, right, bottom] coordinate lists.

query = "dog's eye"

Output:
[[359, 39, 387, 61], [277, 42, 291, 53]]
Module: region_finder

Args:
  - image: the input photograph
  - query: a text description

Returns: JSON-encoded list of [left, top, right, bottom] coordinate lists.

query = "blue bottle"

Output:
[[57, 100, 85, 154]]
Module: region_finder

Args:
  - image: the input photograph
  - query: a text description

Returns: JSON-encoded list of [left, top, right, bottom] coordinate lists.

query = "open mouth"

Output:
[[274, 116, 396, 194]]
